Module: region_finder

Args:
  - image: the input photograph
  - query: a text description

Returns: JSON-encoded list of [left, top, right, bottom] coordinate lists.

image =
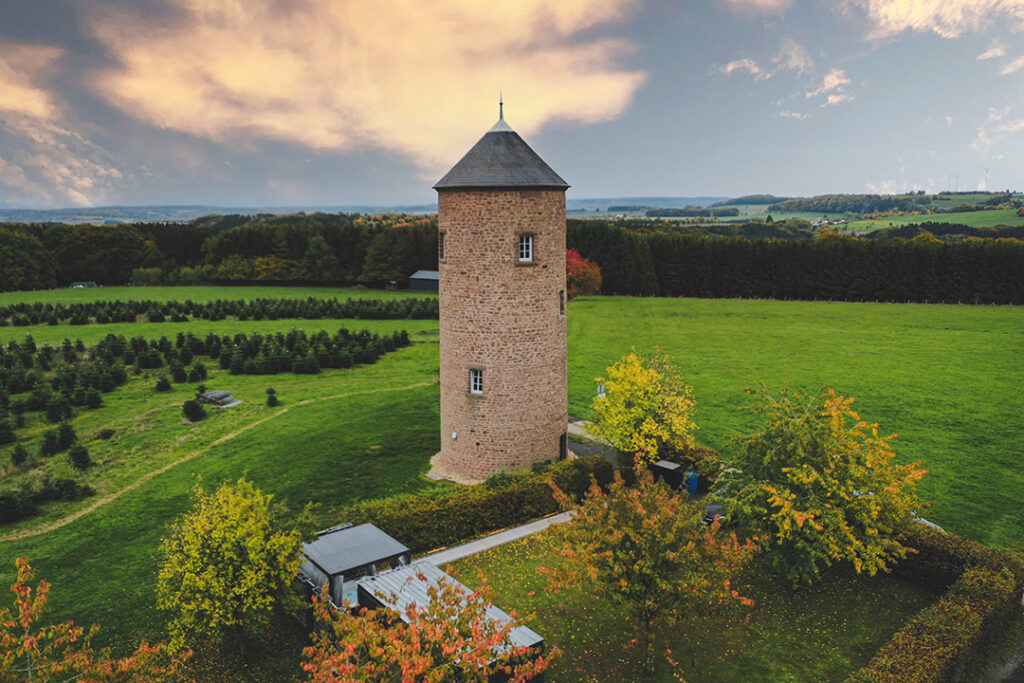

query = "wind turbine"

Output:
[[978, 164, 990, 191]]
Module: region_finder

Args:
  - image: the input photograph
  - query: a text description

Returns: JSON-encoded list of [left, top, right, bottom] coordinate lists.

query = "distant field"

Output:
[[847, 208, 1024, 232], [713, 203, 845, 222]]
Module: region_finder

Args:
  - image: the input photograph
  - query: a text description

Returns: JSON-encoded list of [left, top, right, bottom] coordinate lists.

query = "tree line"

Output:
[[0, 212, 439, 291], [567, 220, 1024, 303]]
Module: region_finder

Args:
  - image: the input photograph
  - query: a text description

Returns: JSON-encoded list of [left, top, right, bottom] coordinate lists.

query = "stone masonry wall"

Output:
[[437, 189, 568, 481]]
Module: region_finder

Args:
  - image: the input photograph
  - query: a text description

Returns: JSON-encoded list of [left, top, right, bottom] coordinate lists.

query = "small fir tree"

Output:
[[68, 443, 91, 470], [11, 443, 28, 467], [182, 399, 206, 422], [0, 419, 15, 446]]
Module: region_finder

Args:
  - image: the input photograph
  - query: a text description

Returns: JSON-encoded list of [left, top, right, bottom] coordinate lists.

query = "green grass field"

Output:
[[846, 208, 1024, 232], [567, 296, 1024, 553], [0, 338, 443, 660], [0, 286, 1021, 680], [449, 533, 938, 682]]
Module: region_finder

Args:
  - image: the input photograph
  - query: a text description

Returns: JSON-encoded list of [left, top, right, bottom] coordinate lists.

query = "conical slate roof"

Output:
[[434, 115, 569, 191]]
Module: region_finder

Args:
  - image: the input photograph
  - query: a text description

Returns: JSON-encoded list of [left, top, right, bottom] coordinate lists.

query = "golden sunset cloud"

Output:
[[88, 0, 646, 173], [854, 0, 1024, 38], [0, 41, 63, 120]]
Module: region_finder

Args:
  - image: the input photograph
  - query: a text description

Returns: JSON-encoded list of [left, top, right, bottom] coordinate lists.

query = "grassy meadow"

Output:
[[567, 296, 1024, 553], [845, 208, 1024, 232], [449, 533, 939, 682], [0, 285, 1020, 679]]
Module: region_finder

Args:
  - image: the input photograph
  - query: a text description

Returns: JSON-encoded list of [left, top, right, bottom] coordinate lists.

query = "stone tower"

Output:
[[432, 107, 569, 482]]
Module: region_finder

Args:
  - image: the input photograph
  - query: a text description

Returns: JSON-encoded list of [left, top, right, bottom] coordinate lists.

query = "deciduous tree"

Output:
[[1, 556, 189, 682], [720, 385, 928, 585], [589, 351, 697, 463], [566, 248, 602, 296], [541, 461, 757, 677], [157, 479, 305, 657], [301, 570, 555, 682]]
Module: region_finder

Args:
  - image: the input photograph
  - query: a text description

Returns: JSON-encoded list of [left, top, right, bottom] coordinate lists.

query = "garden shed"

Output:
[[297, 523, 410, 614], [358, 561, 545, 680], [408, 270, 439, 293]]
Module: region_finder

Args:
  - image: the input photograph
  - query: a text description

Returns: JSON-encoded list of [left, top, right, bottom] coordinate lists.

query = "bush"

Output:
[[45, 395, 71, 423], [182, 399, 206, 422], [68, 443, 91, 470], [0, 490, 36, 523], [340, 456, 613, 554], [0, 419, 14, 446], [187, 363, 207, 382], [845, 524, 1024, 683], [154, 377, 172, 392], [85, 389, 103, 409], [98, 428, 115, 440], [169, 362, 187, 383], [266, 387, 280, 407], [56, 421, 77, 450], [39, 429, 61, 457], [11, 443, 27, 467]]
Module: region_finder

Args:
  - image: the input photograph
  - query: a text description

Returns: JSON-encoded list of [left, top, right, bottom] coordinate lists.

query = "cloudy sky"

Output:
[[1, 0, 1022, 208]]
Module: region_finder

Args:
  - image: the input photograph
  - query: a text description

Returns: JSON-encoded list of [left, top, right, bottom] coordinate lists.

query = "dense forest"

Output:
[[0, 213, 438, 291], [2, 210, 1023, 304], [567, 220, 1024, 304], [768, 193, 933, 214]]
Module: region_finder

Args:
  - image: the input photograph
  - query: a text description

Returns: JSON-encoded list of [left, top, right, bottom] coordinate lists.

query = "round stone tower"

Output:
[[432, 107, 569, 482]]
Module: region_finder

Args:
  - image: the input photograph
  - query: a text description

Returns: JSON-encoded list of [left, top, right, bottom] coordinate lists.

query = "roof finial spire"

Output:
[[487, 93, 514, 133]]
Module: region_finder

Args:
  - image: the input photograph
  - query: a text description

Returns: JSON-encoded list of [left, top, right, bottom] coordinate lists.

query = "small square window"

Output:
[[469, 368, 483, 394], [438, 232, 446, 260], [518, 234, 533, 262]]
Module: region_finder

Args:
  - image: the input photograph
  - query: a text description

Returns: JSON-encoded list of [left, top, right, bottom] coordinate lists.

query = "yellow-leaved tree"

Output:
[[589, 350, 697, 463], [157, 478, 306, 658], [720, 385, 928, 585]]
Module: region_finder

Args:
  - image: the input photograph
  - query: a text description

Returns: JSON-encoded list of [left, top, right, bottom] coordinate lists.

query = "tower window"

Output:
[[469, 368, 483, 394], [438, 232, 446, 261], [518, 234, 534, 262], [559, 290, 565, 315]]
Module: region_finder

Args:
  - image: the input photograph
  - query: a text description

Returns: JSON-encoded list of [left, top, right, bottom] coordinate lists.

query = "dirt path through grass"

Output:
[[0, 380, 437, 543]]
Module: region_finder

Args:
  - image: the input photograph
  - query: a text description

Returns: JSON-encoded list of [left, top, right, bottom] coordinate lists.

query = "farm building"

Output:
[[358, 561, 546, 681], [297, 523, 410, 613], [408, 269, 439, 292]]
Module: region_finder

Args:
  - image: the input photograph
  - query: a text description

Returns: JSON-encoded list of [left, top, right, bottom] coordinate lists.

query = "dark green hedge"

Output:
[[568, 220, 1024, 304], [0, 296, 438, 327], [338, 456, 614, 554], [845, 524, 1024, 683]]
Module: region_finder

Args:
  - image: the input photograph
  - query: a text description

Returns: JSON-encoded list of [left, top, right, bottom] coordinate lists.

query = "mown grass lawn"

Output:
[[449, 533, 938, 682], [567, 296, 1024, 554]]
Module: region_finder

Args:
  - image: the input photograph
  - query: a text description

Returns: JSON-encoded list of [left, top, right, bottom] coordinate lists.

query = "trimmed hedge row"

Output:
[[339, 456, 614, 554], [0, 296, 438, 327], [845, 524, 1024, 683]]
